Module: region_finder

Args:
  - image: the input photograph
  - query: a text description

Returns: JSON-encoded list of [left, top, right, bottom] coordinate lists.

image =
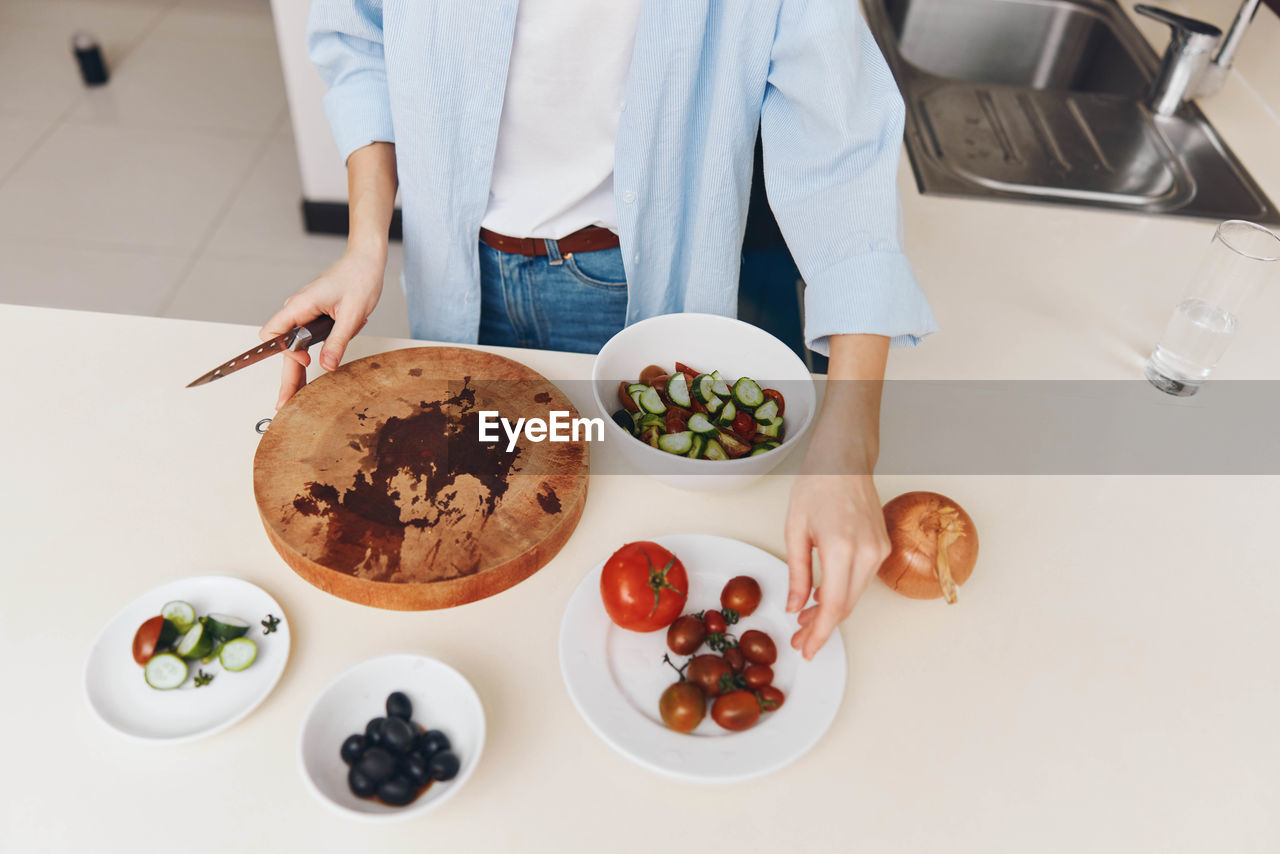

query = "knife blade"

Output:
[[186, 315, 336, 388]]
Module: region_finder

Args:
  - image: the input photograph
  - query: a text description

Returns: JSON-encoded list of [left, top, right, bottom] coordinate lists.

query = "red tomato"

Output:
[[702, 610, 728, 635], [758, 685, 786, 711], [600, 542, 689, 632], [722, 647, 746, 673], [659, 682, 706, 733], [665, 414, 688, 435], [639, 365, 666, 386], [743, 663, 773, 690], [675, 361, 703, 377], [761, 388, 786, 415], [711, 690, 761, 731], [667, 615, 707, 656], [687, 654, 733, 698], [739, 630, 777, 665], [731, 411, 756, 440], [721, 576, 762, 617]]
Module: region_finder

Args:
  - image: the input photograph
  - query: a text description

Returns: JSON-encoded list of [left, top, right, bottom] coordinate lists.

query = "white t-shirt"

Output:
[[481, 0, 644, 239]]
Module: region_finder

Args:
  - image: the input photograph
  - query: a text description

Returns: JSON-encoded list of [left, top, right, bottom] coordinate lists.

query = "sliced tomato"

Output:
[[618, 381, 639, 413], [731, 411, 756, 441]]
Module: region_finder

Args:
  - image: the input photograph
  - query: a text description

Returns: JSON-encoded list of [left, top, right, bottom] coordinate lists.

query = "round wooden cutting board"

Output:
[[253, 347, 589, 610]]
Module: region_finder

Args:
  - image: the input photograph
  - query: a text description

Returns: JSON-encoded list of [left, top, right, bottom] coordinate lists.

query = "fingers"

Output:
[[261, 293, 319, 341], [276, 355, 307, 411], [799, 539, 854, 661], [784, 518, 813, 613], [318, 307, 367, 372]]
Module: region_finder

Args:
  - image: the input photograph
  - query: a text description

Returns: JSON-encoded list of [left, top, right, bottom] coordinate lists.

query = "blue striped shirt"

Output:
[[308, 0, 937, 353]]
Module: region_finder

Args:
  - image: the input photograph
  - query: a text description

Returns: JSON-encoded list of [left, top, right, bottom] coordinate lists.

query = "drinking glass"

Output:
[[1146, 220, 1280, 396]]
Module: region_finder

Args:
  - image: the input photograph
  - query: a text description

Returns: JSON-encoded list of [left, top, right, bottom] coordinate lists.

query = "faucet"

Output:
[[1134, 0, 1263, 116]]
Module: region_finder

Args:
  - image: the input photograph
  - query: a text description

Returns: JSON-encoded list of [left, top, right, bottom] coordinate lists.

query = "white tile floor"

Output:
[[0, 0, 411, 339]]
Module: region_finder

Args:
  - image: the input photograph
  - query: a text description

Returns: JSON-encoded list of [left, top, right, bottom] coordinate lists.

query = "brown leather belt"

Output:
[[479, 225, 620, 257]]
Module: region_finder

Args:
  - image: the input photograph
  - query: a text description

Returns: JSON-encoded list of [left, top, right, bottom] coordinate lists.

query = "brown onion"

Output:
[[879, 491, 978, 603]]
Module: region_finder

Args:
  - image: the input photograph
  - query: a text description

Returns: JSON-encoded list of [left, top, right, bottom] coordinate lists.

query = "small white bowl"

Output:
[[298, 654, 485, 822], [591, 313, 818, 491]]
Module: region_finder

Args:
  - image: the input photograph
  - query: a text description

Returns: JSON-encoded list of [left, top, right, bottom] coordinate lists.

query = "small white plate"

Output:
[[84, 575, 290, 743], [298, 654, 485, 822], [559, 533, 847, 783]]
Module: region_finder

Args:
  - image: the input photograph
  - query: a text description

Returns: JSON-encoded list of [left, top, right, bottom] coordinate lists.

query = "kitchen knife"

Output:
[[186, 315, 335, 388]]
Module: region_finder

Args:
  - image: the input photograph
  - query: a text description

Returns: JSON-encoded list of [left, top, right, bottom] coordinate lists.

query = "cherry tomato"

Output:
[[639, 365, 667, 386], [617, 381, 639, 413], [711, 690, 761, 731], [757, 685, 786, 711], [599, 542, 689, 632], [132, 615, 166, 665], [739, 630, 777, 665], [720, 576, 762, 617], [667, 614, 707, 656], [659, 682, 706, 733], [722, 647, 746, 673], [743, 663, 773, 690], [689, 396, 708, 415], [675, 361, 703, 378], [702, 610, 728, 635], [665, 413, 688, 435], [731, 411, 756, 440], [761, 388, 786, 415], [687, 654, 733, 698]]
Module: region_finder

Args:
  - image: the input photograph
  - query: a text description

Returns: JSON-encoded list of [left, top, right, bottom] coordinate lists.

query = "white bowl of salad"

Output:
[[591, 313, 817, 491]]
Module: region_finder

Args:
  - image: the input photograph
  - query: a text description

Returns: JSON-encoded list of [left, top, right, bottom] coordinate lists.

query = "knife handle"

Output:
[[289, 315, 336, 351]]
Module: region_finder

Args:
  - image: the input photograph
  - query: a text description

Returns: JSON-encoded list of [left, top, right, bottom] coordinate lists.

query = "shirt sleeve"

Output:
[[307, 0, 395, 163], [760, 0, 937, 355]]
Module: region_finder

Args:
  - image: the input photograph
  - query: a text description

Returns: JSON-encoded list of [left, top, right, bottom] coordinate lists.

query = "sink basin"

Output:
[[864, 0, 1278, 223]]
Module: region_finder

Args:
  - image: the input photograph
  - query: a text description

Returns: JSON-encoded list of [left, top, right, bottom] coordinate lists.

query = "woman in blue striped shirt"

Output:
[[262, 0, 937, 658]]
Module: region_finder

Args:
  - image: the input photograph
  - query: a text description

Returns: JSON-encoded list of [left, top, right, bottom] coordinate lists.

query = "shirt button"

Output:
[[622, 190, 637, 204]]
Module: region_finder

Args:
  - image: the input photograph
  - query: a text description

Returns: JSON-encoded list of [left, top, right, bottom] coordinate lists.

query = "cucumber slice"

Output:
[[731, 377, 765, 410], [704, 395, 724, 415], [157, 618, 180, 647], [687, 413, 717, 436], [637, 385, 666, 415], [753, 398, 779, 422], [710, 371, 731, 397], [665, 373, 691, 409], [749, 443, 780, 456], [635, 413, 665, 433], [219, 637, 258, 672], [687, 434, 707, 459], [176, 621, 214, 660], [703, 440, 729, 461], [755, 416, 783, 439], [714, 399, 737, 426], [204, 613, 250, 642], [692, 374, 717, 404], [144, 653, 188, 690], [161, 601, 196, 634], [657, 431, 694, 455]]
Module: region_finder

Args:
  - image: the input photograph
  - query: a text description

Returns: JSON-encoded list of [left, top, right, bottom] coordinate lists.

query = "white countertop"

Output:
[[2, 302, 1277, 853], [5, 2, 1280, 850]]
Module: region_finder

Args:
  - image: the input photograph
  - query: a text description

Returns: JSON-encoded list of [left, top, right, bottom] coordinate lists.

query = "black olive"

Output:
[[418, 729, 450, 757], [347, 766, 376, 798], [340, 734, 366, 765], [402, 751, 431, 788], [355, 746, 396, 783], [365, 716, 387, 746], [382, 716, 417, 755], [377, 774, 416, 806], [385, 691, 412, 720], [611, 409, 632, 432], [428, 750, 460, 782]]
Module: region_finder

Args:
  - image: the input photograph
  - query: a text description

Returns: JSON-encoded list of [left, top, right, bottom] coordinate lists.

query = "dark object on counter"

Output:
[[341, 693, 462, 806], [385, 691, 412, 720], [72, 33, 109, 86]]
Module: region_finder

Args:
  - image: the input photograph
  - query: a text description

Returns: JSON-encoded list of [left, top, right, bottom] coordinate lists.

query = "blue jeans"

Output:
[[478, 239, 628, 354]]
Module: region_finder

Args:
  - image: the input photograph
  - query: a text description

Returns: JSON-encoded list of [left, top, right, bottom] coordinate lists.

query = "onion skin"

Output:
[[879, 492, 979, 602]]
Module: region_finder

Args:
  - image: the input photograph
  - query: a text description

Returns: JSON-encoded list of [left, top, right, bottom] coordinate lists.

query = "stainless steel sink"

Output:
[[864, 0, 1278, 223]]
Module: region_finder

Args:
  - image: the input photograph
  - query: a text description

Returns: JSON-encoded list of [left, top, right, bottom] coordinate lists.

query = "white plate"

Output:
[[298, 654, 485, 822], [84, 575, 290, 743], [559, 533, 846, 783]]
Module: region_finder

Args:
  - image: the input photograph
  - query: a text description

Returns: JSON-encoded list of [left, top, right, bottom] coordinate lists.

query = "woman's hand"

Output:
[[783, 333, 891, 660], [785, 472, 890, 660], [260, 142, 398, 410], [259, 247, 385, 410]]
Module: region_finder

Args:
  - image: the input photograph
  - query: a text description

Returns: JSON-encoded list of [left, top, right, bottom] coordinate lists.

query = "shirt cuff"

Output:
[[322, 76, 395, 163], [803, 250, 939, 356]]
